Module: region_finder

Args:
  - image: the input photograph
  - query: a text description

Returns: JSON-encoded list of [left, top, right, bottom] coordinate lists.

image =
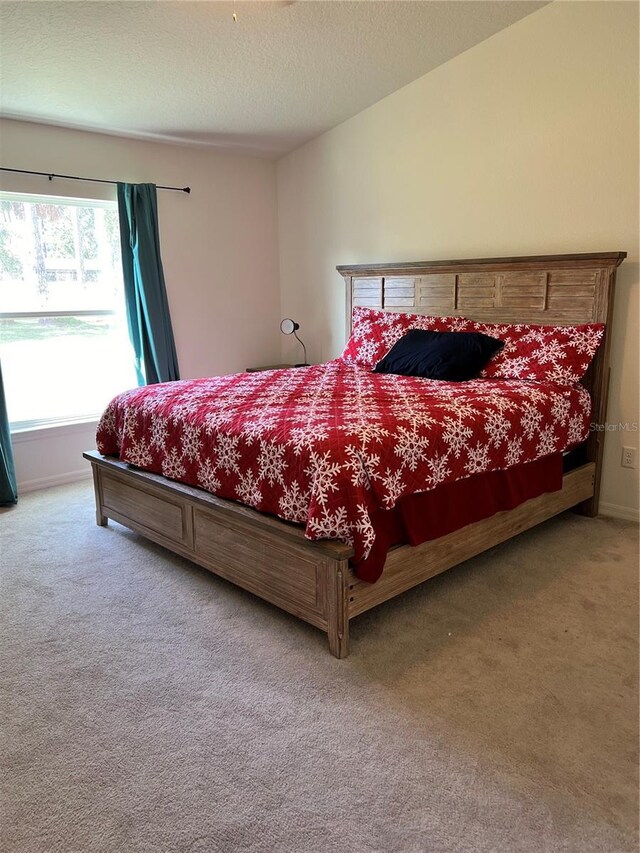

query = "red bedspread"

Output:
[[96, 359, 591, 570]]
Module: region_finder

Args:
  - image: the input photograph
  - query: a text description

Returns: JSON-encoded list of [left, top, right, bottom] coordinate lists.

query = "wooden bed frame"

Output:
[[85, 251, 625, 658]]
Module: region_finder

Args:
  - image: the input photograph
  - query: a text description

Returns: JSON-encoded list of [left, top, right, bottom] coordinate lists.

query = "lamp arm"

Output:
[[293, 330, 307, 366]]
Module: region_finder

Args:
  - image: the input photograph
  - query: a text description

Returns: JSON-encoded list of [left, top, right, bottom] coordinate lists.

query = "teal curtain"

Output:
[[117, 183, 180, 385], [0, 361, 17, 505]]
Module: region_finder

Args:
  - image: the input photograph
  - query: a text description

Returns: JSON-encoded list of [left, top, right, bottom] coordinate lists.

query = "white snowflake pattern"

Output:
[[235, 471, 262, 506], [445, 316, 474, 332], [214, 433, 241, 474], [258, 439, 288, 486], [388, 392, 429, 417], [536, 425, 558, 457], [492, 355, 532, 378], [241, 412, 279, 443], [378, 311, 399, 327], [486, 395, 518, 415], [505, 437, 523, 467], [126, 438, 153, 468], [520, 329, 549, 345], [162, 447, 186, 480], [308, 507, 351, 541], [343, 444, 380, 488], [352, 318, 374, 340], [99, 405, 116, 436], [170, 397, 211, 428], [288, 425, 331, 455], [521, 404, 543, 439], [567, 327, 602, 355], [304, 450, 342, 507], [443, 416, 473, 458], [408, 410, 441, 431], [394, 426, 430, 472], [500, 339, 521, 354], [381, 327, 404, 350], [567, 414, 587, 445], [551, 394, 571, 423], [379, 467, 405, 508], [547, 362, 582, 384], [122, 409, 139, 440], [484, 410, 511, 448], [180, 423, 203, 460], [278, 481, 311, 523], [536, 339, 568, 367], [481, 323, 513, 336], [465, 442, 490, 474], [520, 385, 550, 404], [339, 422, 390, 447], [197, 458, 221, 492], [425, 452, 452, 488], [443, 400, 480, 420], [203, 409, 235, 432], [149, 414, 169, 450], [350, 504, 376, 557], [355, 338, 382, 365]]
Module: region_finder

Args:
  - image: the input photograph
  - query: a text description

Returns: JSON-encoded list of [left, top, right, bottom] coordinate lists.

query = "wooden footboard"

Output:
[[84, 451, 595, 658], [84, 451, 352, 657]]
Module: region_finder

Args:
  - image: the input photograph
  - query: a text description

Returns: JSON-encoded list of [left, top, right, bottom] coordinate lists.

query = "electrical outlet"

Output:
[[621, 447, 637, 469]]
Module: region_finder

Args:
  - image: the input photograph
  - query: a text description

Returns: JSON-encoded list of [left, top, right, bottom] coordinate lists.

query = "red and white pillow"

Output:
[[341, 307, 450, 369], [473, 321, 605, 384], [341, 307, 605, 384]]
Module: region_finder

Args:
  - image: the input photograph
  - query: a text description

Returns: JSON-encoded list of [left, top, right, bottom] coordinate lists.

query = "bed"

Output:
[[84, 251, 625, 657]]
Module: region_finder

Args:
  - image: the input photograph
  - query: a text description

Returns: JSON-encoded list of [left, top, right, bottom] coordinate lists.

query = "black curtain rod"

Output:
[[0, 166, 191, 194]]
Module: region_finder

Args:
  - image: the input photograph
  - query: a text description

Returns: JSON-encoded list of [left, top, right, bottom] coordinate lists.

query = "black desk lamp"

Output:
[[280, 318, 309, 367]]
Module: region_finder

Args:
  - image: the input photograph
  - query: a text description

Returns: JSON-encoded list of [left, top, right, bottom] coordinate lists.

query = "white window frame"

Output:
[[0, 191, 130, 432]]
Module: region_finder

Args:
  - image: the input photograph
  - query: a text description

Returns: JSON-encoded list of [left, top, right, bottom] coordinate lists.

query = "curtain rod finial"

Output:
[[183, 187, 191, 194]]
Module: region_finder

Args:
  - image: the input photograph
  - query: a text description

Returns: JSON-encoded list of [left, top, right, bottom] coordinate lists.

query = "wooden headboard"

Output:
[[337, 251, 626, 515]]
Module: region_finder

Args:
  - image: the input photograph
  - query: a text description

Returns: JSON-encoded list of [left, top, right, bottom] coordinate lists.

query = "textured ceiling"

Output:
[[0, 0, 546, 158]]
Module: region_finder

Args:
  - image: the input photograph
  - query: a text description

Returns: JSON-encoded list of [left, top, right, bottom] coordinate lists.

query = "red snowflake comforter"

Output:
[[96, 359, 591, 566]]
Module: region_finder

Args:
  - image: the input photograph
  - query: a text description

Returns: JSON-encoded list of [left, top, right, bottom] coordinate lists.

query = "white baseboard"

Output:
[[599, 502, 640, 523], [18, 468, 92, 495]]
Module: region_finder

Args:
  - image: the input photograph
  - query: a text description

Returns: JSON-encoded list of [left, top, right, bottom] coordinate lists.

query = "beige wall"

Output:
[[1, 118, 280, 489], [277, 1, 639, 517]]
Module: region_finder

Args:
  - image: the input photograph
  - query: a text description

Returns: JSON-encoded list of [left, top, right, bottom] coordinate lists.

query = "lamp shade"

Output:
[[280, 318, 299, 335], [279, 318, 308, 366]]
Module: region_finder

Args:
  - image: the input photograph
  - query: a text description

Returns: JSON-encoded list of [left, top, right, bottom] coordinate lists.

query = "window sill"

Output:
[[11, 418, 99, 444]]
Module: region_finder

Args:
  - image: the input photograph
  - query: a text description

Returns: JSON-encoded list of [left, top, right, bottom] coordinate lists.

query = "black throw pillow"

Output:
[[373, 329, 504, 381]]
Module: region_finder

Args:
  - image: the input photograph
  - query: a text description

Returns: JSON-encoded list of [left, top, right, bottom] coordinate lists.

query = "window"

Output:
[[0, 192, 138, 430]]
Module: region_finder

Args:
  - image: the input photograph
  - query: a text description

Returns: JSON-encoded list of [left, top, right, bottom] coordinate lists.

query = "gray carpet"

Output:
[[1, 481, 638, 853]]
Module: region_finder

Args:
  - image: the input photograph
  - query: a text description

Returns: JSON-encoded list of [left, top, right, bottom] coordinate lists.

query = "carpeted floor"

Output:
[[0, 481, 638, 853]]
